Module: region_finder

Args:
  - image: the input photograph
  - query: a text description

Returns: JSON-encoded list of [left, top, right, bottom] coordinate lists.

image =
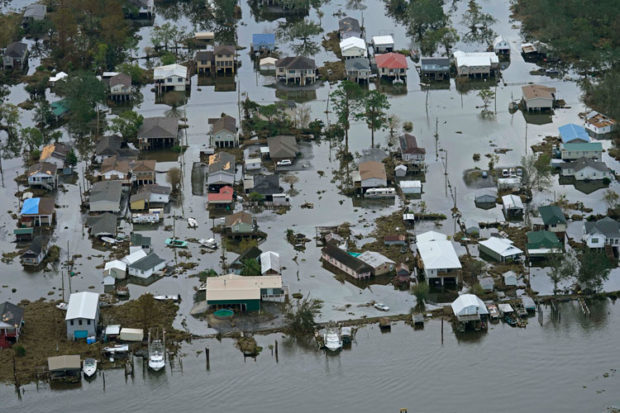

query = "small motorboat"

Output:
[[187, 217, 198, 228], [487, 304, 500, 322], [82, 358, 97, 378], [148, 340, 166, 371], [154, 294, 180, 302], [103, 344, 129, 354], [341, 326, 352, 345], [100, 237, 116, 244], [165, 238, 187, 248], [323, 327, 342, 352], [199, 238, 218, 249], [56, 302, 68, 311]]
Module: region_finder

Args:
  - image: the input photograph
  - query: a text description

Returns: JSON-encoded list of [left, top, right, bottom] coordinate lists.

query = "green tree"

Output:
[[21, 127, 46, 152], [357, 90, 390, 147], [66, 149, 78, 166], [576, 249, 612, 292], [548, 252, 576, 294], [109, 111, 144, 142], [240, 258, 261, 276], [248, 191, 265, 203], [462, 0, 496, 33], [56, 72, 106, 138], [285, 297, 322, 337], [477, 87, 495, 113], [330, 80, 364, 152], [407, 0, 447, 40], [521, 154, 552, 193], [0, 102, 21, 157], [167, 167, 182, 192], [412, 281, 429, 311], [277, 19, 323, 56]]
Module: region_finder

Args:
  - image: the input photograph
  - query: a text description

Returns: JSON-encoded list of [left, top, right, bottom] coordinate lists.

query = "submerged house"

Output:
[[502, 194, 524, 219], [526, 231, 562, 258], [321, 242, 372, 279], [225, 211, 257, 236], [209, 114, 238, 148], [195, 50, 214, 74], [451, 294, 488, 323], [128, 252, 166, 280], [21, 236, 47, 266], [340, 37, 367, 59], [275, 56, 316, 86], [260, 251, 280, 275], [399, 133, 426, 167], [559, 123, 590, 144], [583, 217, 620, 250], [372, 35, 394, 53], [89, 181, 123, 213], [339, 17, 361, 39], [106, 73, 132, 101], [20, 197, 55, 226], [65, 292, 100, 340], [153, 63, 190, 93], [345, 58, 371, 83], [205, 274, 285, 311], [493, 36, 510, 55], [214, 45, 237, 74], [560, 143, 603, 162], [559, 158, 613, 181], [521, 85, 555, 111], [48, 355, 81, 382], [2, 42, 28, 71], [207, 152, 236, 190], [358, 161, 387, 191], [86, 213, 117, 238], [0, 302, 24, 348], [419, 57, 450, 81], [137, 117, 179, 150], [268, 135, 298, 162], [416, 231, 461, 287], [357, 251, 395, 276], [453, 50, 499, 77], [95, 135, 138, 163], [375, 53, 407, 81], [538, 205, 567, 234], [585, 111, 615, 135], [27, 162, 58, 190], [39, 143, 69, 170]]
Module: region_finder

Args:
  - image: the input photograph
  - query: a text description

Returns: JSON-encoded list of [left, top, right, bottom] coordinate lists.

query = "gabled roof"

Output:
[[526, 230, 560, 249], [225, 211, 253, 227], [357, 251, 395, 268], [345, 57, 371, 71], [502, 194, 524, 209], [339, 37, 367, 55], [214, 45, 236, 55], [40, 143, 69, 161], [23, 236, 45, 256], [339, 17, 361, 34], [109, 73, 131, 88], [139, 117, 178, 139], [209, 115, 236, 134], [129, 252, 165, 272], [87, 213, 117, 237], [90, 181, 122, 204], [420, 57, 450, 71], [208, 185, 234, 202], [416, 230, 447, 243], [252, 33, 275, 47], [451, 294, 488, 317], [493, 35, 509, 49], [585, 217, 620, 238], [23, 4, 46, 19], [538, 205, 566, 226], [28, 162, 57, 177], [66, 292, 99, 320], [260, 251, 280, 274], [375, 53, 408, 69], [231, 246, 263, 268], [105, 260, 127, 272], [153, 64, 187, 80], [372, 35, 394, 46], [0, 302, 24, 329], [195, 50, 214, 61], [276, 56, 316, 70], [96, 135, 122, 155], [417, 240, 461, 270], [479, 237, 523, 257], [522, 84, 555, 101], [21, 197, 55, 215], [100, 156, 130, 175], [399, 133, 426, 154], [131, 232, 151, 247], [268, 135, 298, 159], [208, 151, 236, 174], [122, 249, 148, 265], [130, 159, 156, 172], [559, 157, 609, 172], [322, 243, 372, 273], [359, 161, 386, 181], [453, 50, 499, 67], [5, 42, 28, 58], [206, 274, 282, 301], [559, 123, 590, 143]]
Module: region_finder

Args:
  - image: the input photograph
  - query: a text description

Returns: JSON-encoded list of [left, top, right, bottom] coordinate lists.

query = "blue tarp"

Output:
[[252, 33, 275, 48], [559, 123, 590, 143], [21, 197, 40, 215], [74, 330, 88, 339]]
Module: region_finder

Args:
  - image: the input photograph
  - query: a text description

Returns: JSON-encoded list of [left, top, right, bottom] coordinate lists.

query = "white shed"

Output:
[[260, 251, 281, 275], [493, 36, 510, 54], [400, 180, 422, 195], [372, 35, 394, 53], [451, 294, 488, 321], [502, 271, 518, 286], [395, 164, 407, 177], [339, 37, 367, 58]]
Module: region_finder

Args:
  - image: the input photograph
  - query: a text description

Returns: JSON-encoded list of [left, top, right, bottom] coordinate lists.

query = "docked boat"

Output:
[[516, 304, 528, 318], [82, 358, 97, 378], [165, 238, 187, 248], [103, 344, 129, 354], [187, 217, 198, 228], [199, 238, 218, 249], [148, 339, 165, 371], [100, 237, 116, 244], [323, 327, 343, 352], [487, 304, 500, 322], [341, 326, 352, 345], [154, 294, 180, 302]]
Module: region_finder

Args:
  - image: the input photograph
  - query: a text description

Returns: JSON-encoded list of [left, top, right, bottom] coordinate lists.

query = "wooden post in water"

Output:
[[441, 317, 444, 345], [205, 347, 210, 370], [102, 371, 106, 391], [275, 340, 279, 363]]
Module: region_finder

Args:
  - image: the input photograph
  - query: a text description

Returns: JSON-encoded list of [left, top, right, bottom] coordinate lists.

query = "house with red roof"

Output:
[[375, 52, 408, 81], [207, 185, 234, 209]]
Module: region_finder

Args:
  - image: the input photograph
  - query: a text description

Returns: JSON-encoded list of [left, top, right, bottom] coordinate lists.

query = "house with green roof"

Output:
[[560, 142, 602, 162], [538, 205, 567, 234], [526, 231, 562, 258], [51, 99, 70, 121]]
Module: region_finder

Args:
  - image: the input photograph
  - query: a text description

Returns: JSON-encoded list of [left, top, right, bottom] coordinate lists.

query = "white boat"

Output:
[[323, 327, 343, 352], [154, 294, 180, 302], [148, 339, 165, 371], [82, 358, 97, 378], [198, 238, 218, 249], [100, 237, 117, 244], [188, 217, 198, 228], [103, 344, 129, 354], [56, 302, 68, 311]]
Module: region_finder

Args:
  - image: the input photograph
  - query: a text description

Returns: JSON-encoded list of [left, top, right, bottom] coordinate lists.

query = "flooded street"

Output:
[[2, 299, 620, 412], [1, 0, 620, 407]]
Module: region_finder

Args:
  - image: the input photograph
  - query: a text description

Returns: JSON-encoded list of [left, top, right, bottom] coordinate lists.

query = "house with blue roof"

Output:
[[20, 197, 55, 226], [559, 123, 590, 144], [252, 34, 276, 53]]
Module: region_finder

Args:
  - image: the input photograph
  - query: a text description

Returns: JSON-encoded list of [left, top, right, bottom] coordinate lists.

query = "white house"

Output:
[[65, 292, 99, 340], [497, 177, 521, 191], [154, 63, 190, 92], [122, 248, 148, 266], [209, 115, 238, 148], [358, 161, 387, 189], [560, 158, 613, 181], [400, 180, 422, 195], [493, 36, 510, 55], [585, 111, 615, 135], [339, 37, 367, 58], [502, 194, 524, 219], [502, 271, 517, 286], [417, 232, 461, 287], [521, 84, 555, 111], [453, 50, 499, 76], [260, 251, 280, 275], [479, 237, 523, 262], [104, 260, 127, 280], [584, 217, 620, 249], [451, 294, 488, 322], [561, 142, 603, 161], [128, 252, 166, 279], [416, 230, 447, 243], [27, 162, 57, 190], [372, 35, 394, 53]]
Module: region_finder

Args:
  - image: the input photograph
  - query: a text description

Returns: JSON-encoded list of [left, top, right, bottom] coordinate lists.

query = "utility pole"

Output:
[[434, 117, 439, 161]]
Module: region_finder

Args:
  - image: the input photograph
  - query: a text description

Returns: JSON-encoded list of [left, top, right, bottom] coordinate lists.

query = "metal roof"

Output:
[[48, 355, 81, 371], [559, 123, 590, 143], [451, 294, 488, 317], [153, 63, 188, 80], [260, 251, 280, 274], [65, 292, 99, 320], [417, 240, 461, 270], [479, 237, 523, 257], [206, 274, 282, 301]]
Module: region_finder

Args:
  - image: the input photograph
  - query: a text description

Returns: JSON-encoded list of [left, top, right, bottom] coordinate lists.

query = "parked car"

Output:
[[276, 160, 292, 167], [374, 303, 389, 311]]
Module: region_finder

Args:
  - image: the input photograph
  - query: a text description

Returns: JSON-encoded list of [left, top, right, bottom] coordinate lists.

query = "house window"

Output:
[[70, 320, 74, 326], [78, 320, 82, 326], [167, 77, 172, 83], [87, 320, 91, 325], [591, 238, 598, 244]]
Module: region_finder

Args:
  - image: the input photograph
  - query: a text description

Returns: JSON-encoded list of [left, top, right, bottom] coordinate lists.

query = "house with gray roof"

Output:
[[65, 292, 99, 340], [86, 213, 117, 238], [95, 135, 138, 163], [338, 17, 361, 39], [3, 42, 28, 71], [23, 4, 47, 24], [107, 73, 132, 101], [345, 57, 371, 83], [137, 117, 179, 150], [207, 151, 236, 189], [128, 252, 166, 279], [559, 157, 613, 181], [584, 217, 620, 249], [419, 57, 450, 80], [89, 181, 123, 213], [209, 114, 238, 148], [268, 135, 298, 162], [276, 56, 316, 85], [21, 236, 47, 267]]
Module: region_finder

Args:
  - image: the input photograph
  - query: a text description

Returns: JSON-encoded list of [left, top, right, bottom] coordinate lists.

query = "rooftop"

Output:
[[66, 292, 99, 320], [206, 274, 282, 301], [559, 123, 590, 143], [375, 52, 408, 69], [522, 84, 556, 101]]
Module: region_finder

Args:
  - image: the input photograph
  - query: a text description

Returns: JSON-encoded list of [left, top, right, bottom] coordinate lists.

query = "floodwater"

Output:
[[2, 299, 620, 412], [1, 0, 620, 406]]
